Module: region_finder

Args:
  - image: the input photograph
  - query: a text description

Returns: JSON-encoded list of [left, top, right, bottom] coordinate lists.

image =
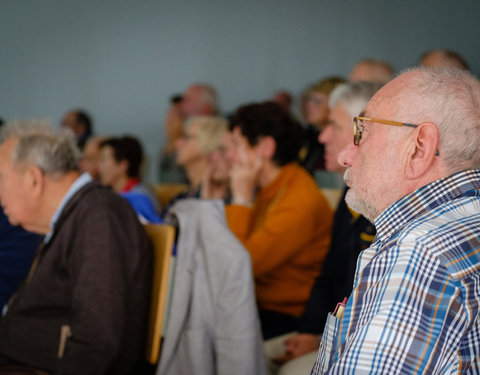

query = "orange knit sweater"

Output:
[[226, 163, 332, 317]]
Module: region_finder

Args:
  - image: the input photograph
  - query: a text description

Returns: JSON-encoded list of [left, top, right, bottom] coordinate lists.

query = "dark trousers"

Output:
[[259, 308, 300, 340], [0, 366, 49, 375]]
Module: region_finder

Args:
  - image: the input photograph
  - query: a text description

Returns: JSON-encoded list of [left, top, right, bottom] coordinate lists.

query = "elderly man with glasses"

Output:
[[312, 67, 480, 374]]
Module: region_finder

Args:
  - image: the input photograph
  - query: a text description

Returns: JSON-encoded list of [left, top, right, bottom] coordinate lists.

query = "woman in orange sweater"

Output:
[[224, 102, 333, 339]]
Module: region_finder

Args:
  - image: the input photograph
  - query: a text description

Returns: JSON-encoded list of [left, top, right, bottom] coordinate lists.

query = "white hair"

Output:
[[0, 119, 81, 175], [395, 67, 480, 172], [329, 81, 384, 118]]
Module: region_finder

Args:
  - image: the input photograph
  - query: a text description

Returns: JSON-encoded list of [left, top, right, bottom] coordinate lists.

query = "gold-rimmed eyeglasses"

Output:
[[353, 116, 419, 146]]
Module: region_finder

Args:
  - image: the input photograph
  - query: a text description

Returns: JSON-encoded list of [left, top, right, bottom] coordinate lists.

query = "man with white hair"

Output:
[[180, 83, 218, 118], [312, 67, 480, 374], [0, 121, 152, 374]]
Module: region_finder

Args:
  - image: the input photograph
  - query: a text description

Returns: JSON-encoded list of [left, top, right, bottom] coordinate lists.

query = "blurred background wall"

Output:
[[1, 0, 479, 181]]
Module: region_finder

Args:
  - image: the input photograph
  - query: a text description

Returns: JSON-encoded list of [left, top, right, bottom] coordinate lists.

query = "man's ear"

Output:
[[24, 165, 45, 198], [258, 136, 276, 160], [405, 122, 439, 179]]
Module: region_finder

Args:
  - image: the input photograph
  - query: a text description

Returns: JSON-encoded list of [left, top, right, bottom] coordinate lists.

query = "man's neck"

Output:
[[112, 175, 129, 193], [39, 171, 81, 234]]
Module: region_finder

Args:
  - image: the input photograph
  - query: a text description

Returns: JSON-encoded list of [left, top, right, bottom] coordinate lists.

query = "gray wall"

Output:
[[1, 0, 479, 182]]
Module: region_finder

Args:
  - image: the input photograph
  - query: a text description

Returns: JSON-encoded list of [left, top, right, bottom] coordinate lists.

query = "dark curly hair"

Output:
[[100, 136, 143, 178], [229, 101, 304, 166]]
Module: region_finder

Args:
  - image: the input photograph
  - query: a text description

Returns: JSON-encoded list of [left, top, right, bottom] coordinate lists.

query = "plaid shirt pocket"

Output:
[[311, 312, 342, 375]]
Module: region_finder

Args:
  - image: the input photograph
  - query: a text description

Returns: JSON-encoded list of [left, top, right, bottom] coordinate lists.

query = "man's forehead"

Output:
[[0, 137, 18, 157], [0, 138, 20, 173], [362, 80, 400, 118], [330, 103, 349, 122], [185, 86, 202, 98]]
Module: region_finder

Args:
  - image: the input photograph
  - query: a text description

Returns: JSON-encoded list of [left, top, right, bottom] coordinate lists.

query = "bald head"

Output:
[[380, 67, 480, 172], [349, 59, 394, 83], [180, 83, 218, 118], [338, 67, 480, 221], [420, 49, 469, 71]]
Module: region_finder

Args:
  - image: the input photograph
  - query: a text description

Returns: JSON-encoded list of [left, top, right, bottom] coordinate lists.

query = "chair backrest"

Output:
[[153, 184, 189, 208], [144, 224, 176, 365]]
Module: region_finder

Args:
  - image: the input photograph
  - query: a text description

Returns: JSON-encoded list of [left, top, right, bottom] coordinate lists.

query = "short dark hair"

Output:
[[75, 110, 93, 136], [229, 102, 304, 166], [100, 136, 143, 178]]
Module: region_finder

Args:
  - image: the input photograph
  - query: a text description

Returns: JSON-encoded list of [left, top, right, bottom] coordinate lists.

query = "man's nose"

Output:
[[318, 126, 332, 145], [337, 142, 357, 168]]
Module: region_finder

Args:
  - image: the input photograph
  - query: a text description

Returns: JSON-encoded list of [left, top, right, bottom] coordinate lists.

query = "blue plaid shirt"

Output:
[[316, 170, 480, 374]]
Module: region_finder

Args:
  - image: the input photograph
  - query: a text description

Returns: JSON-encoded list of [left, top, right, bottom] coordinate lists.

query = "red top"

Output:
[[121, 177, 140, 193]]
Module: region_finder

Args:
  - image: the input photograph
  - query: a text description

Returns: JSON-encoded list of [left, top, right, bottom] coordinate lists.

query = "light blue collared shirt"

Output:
[[44, 173, 92, 244]]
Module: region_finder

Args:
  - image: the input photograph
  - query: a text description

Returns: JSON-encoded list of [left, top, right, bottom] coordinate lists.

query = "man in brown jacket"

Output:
[[0, 120, 152, 375]]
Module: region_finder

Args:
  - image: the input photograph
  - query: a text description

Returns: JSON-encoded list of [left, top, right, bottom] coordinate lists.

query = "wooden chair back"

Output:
[[153, 184, 188, 208], [144, 224, 175, 365]]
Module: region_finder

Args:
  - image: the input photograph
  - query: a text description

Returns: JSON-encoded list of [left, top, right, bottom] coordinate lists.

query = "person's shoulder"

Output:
[[395, 201, 480, 281], [284, 164, 317, 189], [283, 164, 330, 207], [71, 182, 136, 217]]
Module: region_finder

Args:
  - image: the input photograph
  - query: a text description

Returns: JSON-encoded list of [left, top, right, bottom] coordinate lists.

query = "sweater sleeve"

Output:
[[225, 204, 253, 241]]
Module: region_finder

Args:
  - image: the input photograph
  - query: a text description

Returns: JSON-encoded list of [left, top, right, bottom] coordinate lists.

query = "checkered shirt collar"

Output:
[[373, 169, 480, 245]]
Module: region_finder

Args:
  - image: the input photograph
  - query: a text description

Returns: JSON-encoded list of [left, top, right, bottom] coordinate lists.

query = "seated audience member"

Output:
[[349, 58, 394, 83], [420, 48, 470, 70], [201, 130, 235, 202], [0, 120, 152, 374], [98, 135, 161, 222], [265, 81, 382, 375], [0, 206, 42, 309], [159, 93, 187, 183], [224, 102, 333, 340], [180, 83, 219, 118], [79, 135, 106, 180], [312, 67, 480, 374], [60, 109, 93, 150], [300, 77, 346, 173], [159, 83, 219, 183], [165, 115, 227, 211]]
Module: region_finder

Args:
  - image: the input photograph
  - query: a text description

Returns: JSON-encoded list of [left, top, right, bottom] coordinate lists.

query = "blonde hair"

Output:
[[307, 76, 346, 96], [185, 115, 227, 154]]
